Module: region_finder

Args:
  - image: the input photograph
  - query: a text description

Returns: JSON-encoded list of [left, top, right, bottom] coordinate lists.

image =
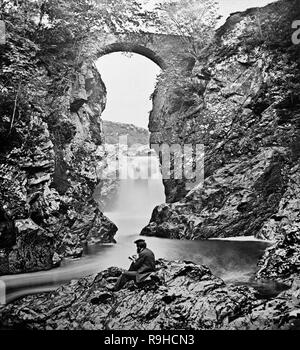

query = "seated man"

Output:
[[113, 239, 156, 291]]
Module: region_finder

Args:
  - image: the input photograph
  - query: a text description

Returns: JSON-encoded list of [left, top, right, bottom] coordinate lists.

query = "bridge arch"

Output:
[[90, 32, 189, 73], [90, 31, 190, 142], [98, 42, 167, 69]]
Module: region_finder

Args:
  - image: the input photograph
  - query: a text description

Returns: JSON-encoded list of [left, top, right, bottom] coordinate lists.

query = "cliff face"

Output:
[[0, 61, 117, 274], [1, 0, 300, 330], [1, 0, 299, 282], [144, 0, 300, 249]]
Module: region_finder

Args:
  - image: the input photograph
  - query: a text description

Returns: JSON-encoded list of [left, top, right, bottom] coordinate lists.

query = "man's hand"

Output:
[[129, 255, 137, 262]]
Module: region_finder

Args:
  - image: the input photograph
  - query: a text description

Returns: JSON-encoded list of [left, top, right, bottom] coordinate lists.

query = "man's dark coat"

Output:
[[129, 247, 156, 283]]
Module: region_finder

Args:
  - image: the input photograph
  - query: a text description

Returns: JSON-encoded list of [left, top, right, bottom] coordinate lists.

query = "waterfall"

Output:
[[103, 153, 165, 240]]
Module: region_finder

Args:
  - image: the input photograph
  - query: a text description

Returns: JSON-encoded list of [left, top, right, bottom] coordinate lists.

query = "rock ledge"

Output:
[[1, 259, 300, 330]]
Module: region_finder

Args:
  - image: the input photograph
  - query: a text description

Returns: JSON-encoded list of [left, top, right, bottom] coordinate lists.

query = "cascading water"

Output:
[[103, 153, 165, 240], [0, 151, 287, 305], [86, 150, 273, 288]]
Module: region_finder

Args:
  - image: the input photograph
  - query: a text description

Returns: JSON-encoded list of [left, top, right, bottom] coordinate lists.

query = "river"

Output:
[[0, 155, 287, 305]]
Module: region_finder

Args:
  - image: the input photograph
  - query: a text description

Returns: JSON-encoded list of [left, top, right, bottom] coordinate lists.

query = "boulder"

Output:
[[1, 259, 299, 330]]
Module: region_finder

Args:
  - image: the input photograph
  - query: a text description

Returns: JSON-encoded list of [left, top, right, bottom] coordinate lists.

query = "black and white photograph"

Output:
[[0, 0, 300, 338]]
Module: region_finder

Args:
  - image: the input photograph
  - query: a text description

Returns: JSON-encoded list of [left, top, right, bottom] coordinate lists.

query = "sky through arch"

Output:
[[96, 53, 161, 129], [95, 0, 277, 129]]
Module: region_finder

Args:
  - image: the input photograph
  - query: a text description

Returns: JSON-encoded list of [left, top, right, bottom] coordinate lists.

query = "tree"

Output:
[[0, 0, 161, 149], [156, 0, 219, 60]]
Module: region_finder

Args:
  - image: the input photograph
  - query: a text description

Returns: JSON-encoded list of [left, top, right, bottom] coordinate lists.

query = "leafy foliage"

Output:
[[152, 0, 219, 114], [0, 0, 219, 151], [156, 0, 219, 59], [0, 0, 160, 149]]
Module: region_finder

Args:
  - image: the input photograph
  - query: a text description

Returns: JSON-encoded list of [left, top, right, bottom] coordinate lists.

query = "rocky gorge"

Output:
[[143, 0, 300, 281], [0, 0, 300, 331], [0, 55, 118, 273]]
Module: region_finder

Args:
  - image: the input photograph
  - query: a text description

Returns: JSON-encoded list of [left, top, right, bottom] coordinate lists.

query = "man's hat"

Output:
[[134, 239, 146, 244]]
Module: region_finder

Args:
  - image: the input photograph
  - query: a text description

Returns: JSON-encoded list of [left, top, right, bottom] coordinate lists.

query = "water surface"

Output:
[[0, 155, 286, 305]]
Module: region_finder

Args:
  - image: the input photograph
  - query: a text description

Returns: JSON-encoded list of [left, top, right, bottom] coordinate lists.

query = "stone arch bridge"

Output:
[[84, 32, 194, 70]]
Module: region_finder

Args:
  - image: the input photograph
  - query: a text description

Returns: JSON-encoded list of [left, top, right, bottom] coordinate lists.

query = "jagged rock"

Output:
[[145, 1, 300, 251], [52, 252, 62, 267], [256, 165, 300, 241], [0, 260, 253, 330], [56, 231, 83, 259], [254, 164, 300, 281], [85, 210, 118, 245], [228, 278, 300, 330], [1, 259, 299, 330], [0, 61, 117, 274], [0, 219, 54, 274], [0, 116, 57, 273], [142, 147, 288, 239], [256, 232, 300, 281], [0, 0, 299, 291]]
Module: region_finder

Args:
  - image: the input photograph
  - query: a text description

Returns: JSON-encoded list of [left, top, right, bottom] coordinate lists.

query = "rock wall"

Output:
[[0, 61, 117, 274], [1, 0, 299, 282], [144, 0, 300, 250]]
